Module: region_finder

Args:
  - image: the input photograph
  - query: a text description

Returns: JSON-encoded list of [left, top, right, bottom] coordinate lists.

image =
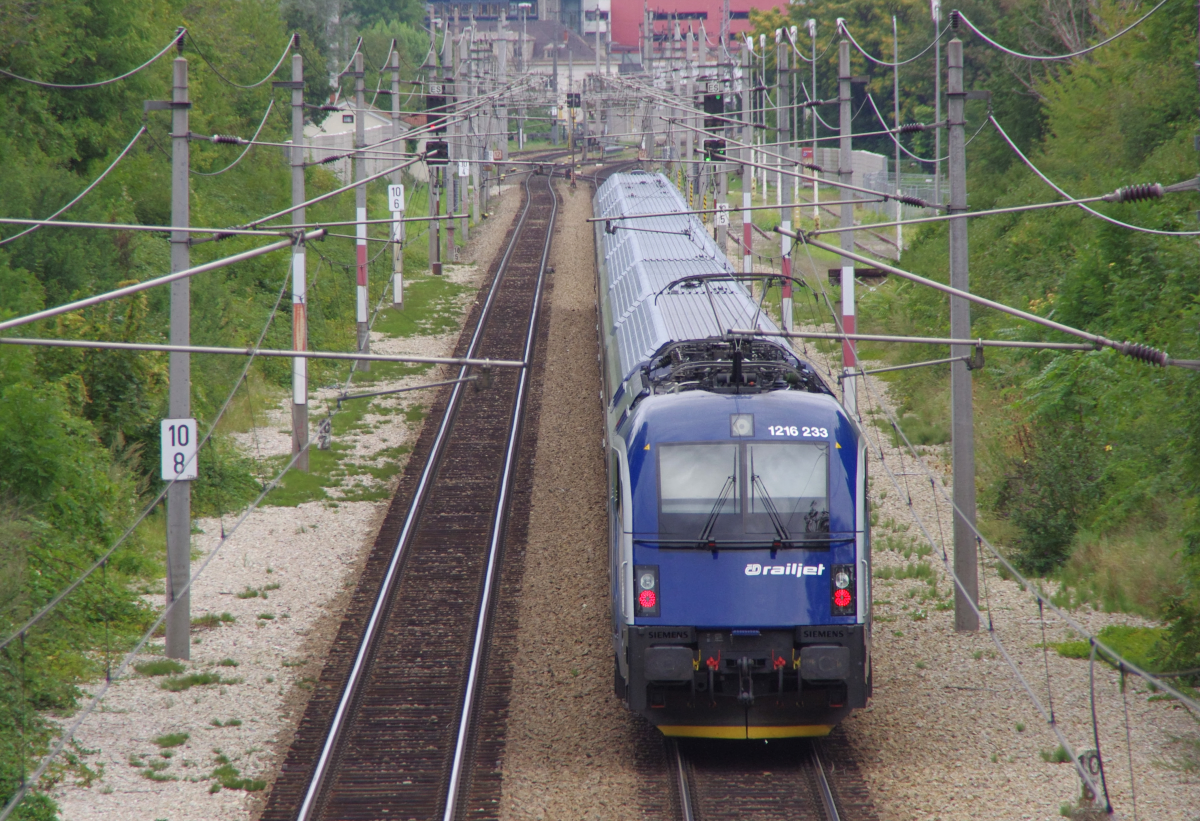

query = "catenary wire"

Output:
[[990, 114, 1200, 236], [955, 1, 1174, 62], [786, 218, 1200, 711], [0, 260, 292, 656], [186, 31, 293, 89], [0, 126, 146, 246], [788, 232, 1113, 804], [191, 99, 274, 176], [836, 20, 945, 67], [0, 439, 311, 821], [865, 92, 989, 164], [0, 30, 183, 89]]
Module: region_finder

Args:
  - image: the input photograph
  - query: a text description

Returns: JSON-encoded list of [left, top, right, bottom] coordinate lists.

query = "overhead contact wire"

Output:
[[187, 31, 293, 89], [192, 99, 274, 176], [0, 30, 184, 89], [955, 1, 1174, 62], [0, 126, 147, 246]]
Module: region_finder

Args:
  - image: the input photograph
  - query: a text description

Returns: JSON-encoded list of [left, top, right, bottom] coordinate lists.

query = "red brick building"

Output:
[[608, 0, 786, 50]]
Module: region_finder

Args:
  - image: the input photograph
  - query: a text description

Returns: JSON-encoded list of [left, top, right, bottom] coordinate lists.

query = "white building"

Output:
[[304, 101, 424, 184]]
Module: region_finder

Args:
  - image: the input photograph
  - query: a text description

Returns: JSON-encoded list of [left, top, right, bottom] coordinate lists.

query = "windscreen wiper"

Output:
[[697, 475, 736, 545], [751, 474, 791, 544]]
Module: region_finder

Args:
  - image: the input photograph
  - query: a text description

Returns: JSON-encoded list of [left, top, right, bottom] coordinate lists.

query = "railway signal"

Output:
[[425, 140, 450, 165]]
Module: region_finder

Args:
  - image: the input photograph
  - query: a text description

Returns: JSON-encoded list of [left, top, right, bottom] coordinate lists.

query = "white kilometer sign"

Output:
[[714, 203, 730, 226], [161, 418, 198, 481], [458, 161, 469, 177], [387, 184, 405, 213]]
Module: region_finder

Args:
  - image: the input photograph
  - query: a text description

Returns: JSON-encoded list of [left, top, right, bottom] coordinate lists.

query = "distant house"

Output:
[[305, 100, 425, 184]]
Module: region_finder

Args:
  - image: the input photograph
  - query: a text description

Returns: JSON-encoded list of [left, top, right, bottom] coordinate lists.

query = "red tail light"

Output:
[[831, 564, 855, 616], [634, 564, 660, 617]]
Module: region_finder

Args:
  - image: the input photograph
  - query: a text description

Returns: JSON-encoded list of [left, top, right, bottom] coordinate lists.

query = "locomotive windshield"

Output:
[[656, 442, 829, 544]]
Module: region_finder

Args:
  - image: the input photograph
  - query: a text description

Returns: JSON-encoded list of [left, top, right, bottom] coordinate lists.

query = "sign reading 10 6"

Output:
[[161, 418, 198, 481]]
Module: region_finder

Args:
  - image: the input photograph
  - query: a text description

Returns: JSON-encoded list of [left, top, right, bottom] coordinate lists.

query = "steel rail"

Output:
[[442, 169, 558, 821], [812, 743, 842, 821], [671, 741, 696, 821], [294, 165, 542, 821]]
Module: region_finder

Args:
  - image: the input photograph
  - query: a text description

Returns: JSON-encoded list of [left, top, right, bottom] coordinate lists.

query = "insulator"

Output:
[[211, 134, 241, 144], [949, 10, 960, 31], [897, 122, 926, 134], [801, 162, 825, 173], [1107, 183, 1164, 203], [896, 194, 932, 208], [1120, 341, 1168, 366], [320, 154, 347, 164]]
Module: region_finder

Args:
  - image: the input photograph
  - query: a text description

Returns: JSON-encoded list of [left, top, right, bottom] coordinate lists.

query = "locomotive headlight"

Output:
[[730, 413, 754, 437], [634, 564, 660, 617], [834, 570, 851, 589]]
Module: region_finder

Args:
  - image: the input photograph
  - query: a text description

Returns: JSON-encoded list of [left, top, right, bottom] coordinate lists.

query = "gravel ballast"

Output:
[[46, 173, 1199, 820], [48, 184, 524, 821]]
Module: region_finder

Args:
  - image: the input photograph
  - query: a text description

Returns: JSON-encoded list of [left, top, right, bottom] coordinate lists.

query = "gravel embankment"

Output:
[[49, 184, 523, 821], [496, 180, 660, 820], [494, 190, 1200, 821], [784, 239, 1199, 818]]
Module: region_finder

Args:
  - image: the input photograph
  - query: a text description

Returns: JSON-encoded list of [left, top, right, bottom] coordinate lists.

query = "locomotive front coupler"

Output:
[[737, 657, 755, 706]]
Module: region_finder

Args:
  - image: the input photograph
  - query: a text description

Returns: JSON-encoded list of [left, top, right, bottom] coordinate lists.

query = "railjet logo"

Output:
[[745, 563, 825, 577]]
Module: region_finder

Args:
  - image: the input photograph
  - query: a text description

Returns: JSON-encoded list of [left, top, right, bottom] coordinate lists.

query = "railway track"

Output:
[[669, 737, 878, 821], [261, 170, 558, 821]]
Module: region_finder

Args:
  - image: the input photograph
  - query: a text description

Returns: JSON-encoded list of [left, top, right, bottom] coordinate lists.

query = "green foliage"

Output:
[[1055, 625, 1166, 674], [1041, 745, 1072, 764], [158, 672, 238, 692], [133, 659, 185, 677], [151, 732, 188, 748], [844, 0, 1200, 670], [191, 612, 236, 630]]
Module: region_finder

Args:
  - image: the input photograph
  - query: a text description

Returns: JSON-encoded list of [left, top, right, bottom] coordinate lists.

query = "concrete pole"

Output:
[[605, 26, 611, 79], [354, 52, 369, 370], [685, 28, 694, 197], [779, 33, 793, 333], [552, 45, 559, 145], [838, 37, 856, 416], [810, 21, 819, 229], [934, 13, 942, 207], [498, 13, 508, 161], [740, 45, 751, 276], [445, 26, 456, 262], [893, 16, 902, 259], [290, 51, 309, 471], [458, 32, 468, 241], [429, 34, 442, 277], [773, 30, 781, 207], [471, 23, 481, 222], [699, 22, 710, 208], [947, 35, 979, 632], [391, 46, 405, 310], [165, 48, 191, 661]]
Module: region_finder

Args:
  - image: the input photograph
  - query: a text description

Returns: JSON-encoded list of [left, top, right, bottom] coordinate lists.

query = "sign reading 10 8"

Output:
[[161, 418, 198, 481]]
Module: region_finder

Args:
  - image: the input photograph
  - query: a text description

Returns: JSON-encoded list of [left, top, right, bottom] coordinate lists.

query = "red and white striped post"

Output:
[[741, 42, 752, 275], [354, 51, 370, 370], [777, 29, 793, 332]]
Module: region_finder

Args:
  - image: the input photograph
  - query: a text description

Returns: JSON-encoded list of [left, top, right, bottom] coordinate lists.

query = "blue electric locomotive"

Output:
[[593, 172, 872, 739]]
